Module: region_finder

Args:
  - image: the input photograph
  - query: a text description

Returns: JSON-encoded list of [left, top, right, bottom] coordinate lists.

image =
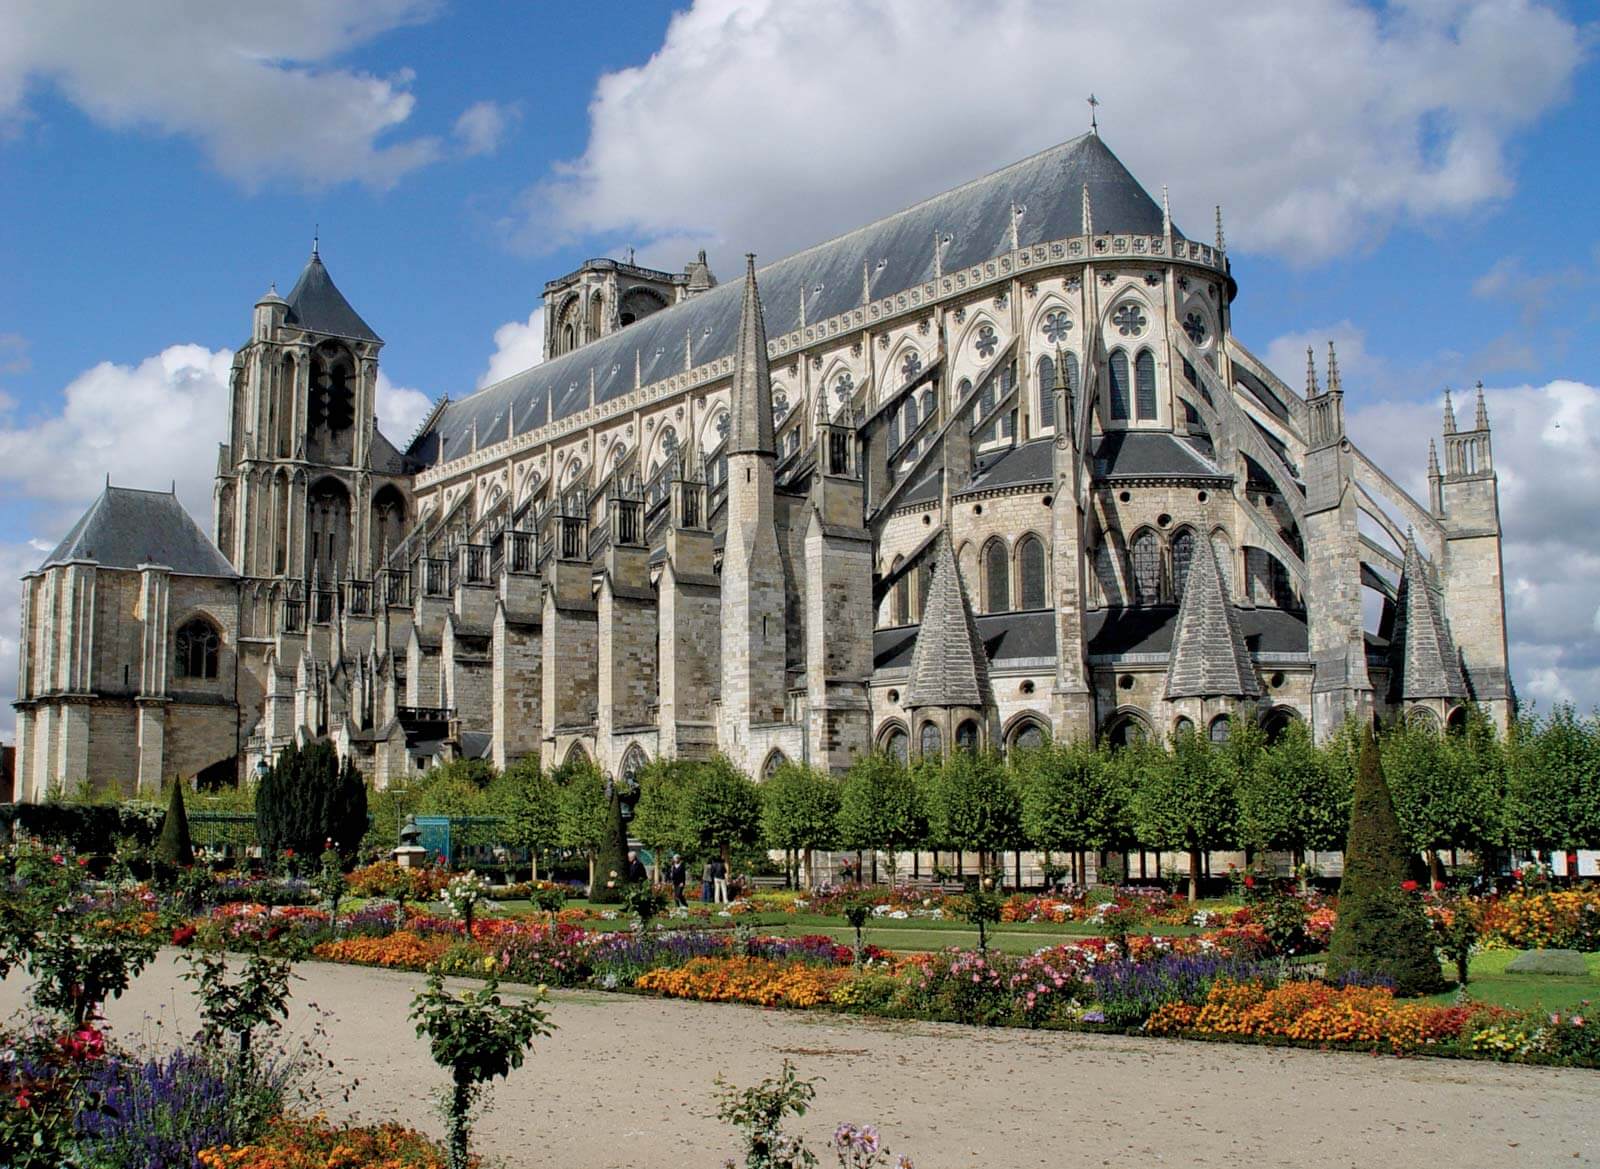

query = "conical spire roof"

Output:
[[728, 254, 774, 456], [905, 532, 993, 710], [284, 250, 381, 343], [1388, 536, 1468, 701], [1165, 538, 1259, 699]]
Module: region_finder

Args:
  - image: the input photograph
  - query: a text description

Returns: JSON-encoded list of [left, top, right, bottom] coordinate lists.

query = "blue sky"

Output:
[[1, 0, 1597, 730]]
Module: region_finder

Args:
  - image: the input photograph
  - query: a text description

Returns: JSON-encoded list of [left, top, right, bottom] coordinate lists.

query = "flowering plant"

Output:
[[441, 871, 493, 938]]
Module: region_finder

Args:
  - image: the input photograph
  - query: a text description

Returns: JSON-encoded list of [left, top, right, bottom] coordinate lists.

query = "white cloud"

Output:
[[0, 1, 448, 190], [478, 307, 545, 388], [453, 100, 518, 158], [516, 0, 1581, 264], [376, 370, 434, 443], [1346, 377, 1600, 714]]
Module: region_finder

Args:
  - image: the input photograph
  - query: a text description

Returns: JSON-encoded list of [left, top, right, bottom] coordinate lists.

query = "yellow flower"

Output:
[[483, 955, 496, 971]]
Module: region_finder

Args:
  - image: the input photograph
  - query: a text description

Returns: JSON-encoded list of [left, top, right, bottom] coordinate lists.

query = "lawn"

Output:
[[1428, 949, 1600, 1015]]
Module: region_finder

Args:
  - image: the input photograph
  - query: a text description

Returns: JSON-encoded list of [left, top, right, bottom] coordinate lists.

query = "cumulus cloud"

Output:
[[478, 307, 545, 388], [453, 100, 518, 158], [376, 370, 435, 443], [0, 1, 449, 190], [1346, 377, 1600, 714], [514, 0, 1582, 264]]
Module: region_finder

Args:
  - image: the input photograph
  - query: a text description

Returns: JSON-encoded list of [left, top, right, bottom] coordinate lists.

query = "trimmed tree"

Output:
[[491, 760, 560, 881], [1236, 719, 1349, 880], [1381, 714, 1499, 885], [1017, 740, 1134, 887], [838, 752, 925, 884], [632, 759, 695, 864], [555, 760, 611, 895], [1132, 730, 1235, 902], [679, 756, 762, 871], [255, 740, 367, 860], [156, 780, 195, 868], [759, 761, 840, 889], [1505, 704, 1600, 856], [1325, 726, 1443, 996], [925, 749, 1021, 880]]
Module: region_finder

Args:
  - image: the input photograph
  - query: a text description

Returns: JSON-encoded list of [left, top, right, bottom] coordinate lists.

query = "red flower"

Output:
[[1512, 868, 1523, 880], [13, 1089, 31, 1110], [77, 857, 89, 867], [266, 924, 284, 942], [283, 848, 295, 859], [1243, 876, 1256, 888], [171, 924, 197, 947], [51, 854, 64, 865], [1432, 880, 1447, 892], [1401, 880, 1419, 892]]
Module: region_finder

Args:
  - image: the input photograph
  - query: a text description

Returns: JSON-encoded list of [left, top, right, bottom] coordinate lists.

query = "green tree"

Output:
[[555, 760, 611, 892], [1381, 714, 1499, 884], [631, 759, 695, 863], [759, 761, 840, 888], [1017, 740, 1134, 885], [1236, 720, 1349, 876], [1505, 705, 1600, 854], [680, 756, 762, 869], [1132, 729, 1235, 902], [490, 759, 560, 880], [837, 752, 925, 883], [1326, 726, 1442, 996], [924, 749, 1020, 879], [254, 741, 368, 860], [155, 781, 195, 868]]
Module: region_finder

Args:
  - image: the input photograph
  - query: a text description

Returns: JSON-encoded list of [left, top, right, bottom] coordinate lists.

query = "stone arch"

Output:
[[885, 336, 925, 392], [307, 339, 357, 463], [1170, 526, 1197, 601], [952, 309, 1005, 373], [1208, 714, 1233, 743], [173, 612, 223, 680], [1444, 705, 1468, 735], [275, 352, 297, 458], [1173, 715, 1195, 738], [619, 285, 668, 327], [955, 718, 981, 753], [371, 484, 407, 565], [562, 740, 591, 769], [554, 293, 582, 356], [307, 476, 352, 582], [1004, 712, 1050, 753], [620, 743, 649, 783], [877, 719, 910, 765], [1128, 527, 1163, 605], [982, 536, 1010, 613], [1102, 708, 1151, 749], [587, 290, 604, 340], [1015, 532, 1047, 610], [1260, 705, 1302, 743], [760, 749, 788, 779]]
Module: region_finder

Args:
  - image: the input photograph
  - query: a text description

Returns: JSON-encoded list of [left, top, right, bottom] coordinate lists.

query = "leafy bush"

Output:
[[254, 741, 367, 861]]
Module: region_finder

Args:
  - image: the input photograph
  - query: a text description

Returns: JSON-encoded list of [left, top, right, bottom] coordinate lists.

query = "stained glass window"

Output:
[[1130, 530, 1161, 604], [1209, 716, 1232, 744], [920, 722, 942, 758], [1018, 535, 1046, 609], [900, 351, 922, 383], [985, 540, 1010, 613], [1036, 356, 1056, 429], [884, 728, 908, 764], [1042, 311, 1073, 344], [974, 325, 998, 358], [175, 619, 220, 680], [1108, 350, 1130, 421], [1171, 529, 1195, 601], [1135, 349, 1158, 421], [1183, 311, 1208, 345], [956, 720, 980, 753]]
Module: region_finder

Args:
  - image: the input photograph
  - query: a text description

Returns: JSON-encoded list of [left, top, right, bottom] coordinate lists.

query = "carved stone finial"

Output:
[[1305, 347, 1320, 397], [1326, 340, 1341, 394]]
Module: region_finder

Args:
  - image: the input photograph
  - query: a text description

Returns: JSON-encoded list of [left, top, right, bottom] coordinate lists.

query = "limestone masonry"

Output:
[[11, 133, 1511, 797]]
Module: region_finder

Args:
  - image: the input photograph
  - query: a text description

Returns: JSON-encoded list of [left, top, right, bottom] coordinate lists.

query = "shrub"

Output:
[[636, 957, 853, 1009], [156, 782, 195, 868], [1325, 729, 1442, 996], [254, 741, 367, 861], [715, 1060, 818, 1169], [199, 1114, 453, 1169]]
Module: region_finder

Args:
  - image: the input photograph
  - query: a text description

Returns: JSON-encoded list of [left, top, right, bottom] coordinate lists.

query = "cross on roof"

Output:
[[1087, 94, 1100, 134]]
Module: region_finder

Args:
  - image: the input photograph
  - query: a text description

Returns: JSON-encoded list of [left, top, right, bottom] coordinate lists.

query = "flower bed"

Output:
[[199, 1113, 455, 1169], [1477, 889, 1600, 951], [312, 930, 453, 970], [636, 956, 855, 1008]]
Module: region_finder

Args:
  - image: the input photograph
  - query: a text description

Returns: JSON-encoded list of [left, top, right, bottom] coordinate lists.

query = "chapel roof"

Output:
[[903, 532, 993, 709], [1387, 536, 1468, 702], [1165, 539, 1260, 699], [410, 133, 1176, 466], [284, 249, 382, 344], [38, 486, 237, 577]]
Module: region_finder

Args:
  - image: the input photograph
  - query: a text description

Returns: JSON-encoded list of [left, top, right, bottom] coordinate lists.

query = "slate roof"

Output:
[[1387, 537, 1468, 701], [904, 532, 993, 708], [1165, 539, 1260, 699], [284, 251, 381, 344], [38, 486, 237, 577], [1091, 431, 1224, 479], [966, 439, 1054, 492], [410, 133, 1178, 466], [1086, 606, 1309, 657]]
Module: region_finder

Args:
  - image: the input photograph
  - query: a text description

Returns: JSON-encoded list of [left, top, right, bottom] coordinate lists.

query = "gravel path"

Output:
[[4, 953, 1596, 1168]]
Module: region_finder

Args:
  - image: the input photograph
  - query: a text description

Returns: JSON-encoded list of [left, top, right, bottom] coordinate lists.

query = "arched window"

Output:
[[1211, 531, 1234, 598], [1036, 356, 1057, 429], [1104, 714, 1147, 749], [889, 556, 909, 625], [903, 396, 918, 436], [1017, 535, 1046, 609], [916, 562, 932, 622], [621, 745, 648, 783], [980, 375, 996, 420], [984, 540, 1010, 613], [1262, 707, 1300, 744], [762, 750, 788, 779], [1171, 529, 1196, 602], [1173, 716, 1195, 738], [919, 388, 935, 425], [956, 720, 980, 753], [888, 412, 901, 451], [175, 619, 220, 680], [882, 726, 909, 764], [1209, 715, 1232, 743], [1010, 720, 1046, 752], [920, 722, 943, 758], [1130, 530, 1161, 605], [1064, 352, 1080, 429], [1135, 349, 1158, 421], [1108, 349, 1130, 421]]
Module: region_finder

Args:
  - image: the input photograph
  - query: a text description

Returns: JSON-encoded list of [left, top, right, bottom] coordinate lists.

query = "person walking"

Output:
[[700, 858, 714, 904], [711, 856, 728, 904], [668, 854, 688, 908], [626, 849, 648, 884]]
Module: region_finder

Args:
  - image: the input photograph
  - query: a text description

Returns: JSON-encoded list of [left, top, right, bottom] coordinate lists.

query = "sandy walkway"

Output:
[[3, 953, 1595, 1168]]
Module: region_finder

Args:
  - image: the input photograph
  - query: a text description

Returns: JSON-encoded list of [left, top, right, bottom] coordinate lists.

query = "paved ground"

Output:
[[4, 953, 1596, 1168]]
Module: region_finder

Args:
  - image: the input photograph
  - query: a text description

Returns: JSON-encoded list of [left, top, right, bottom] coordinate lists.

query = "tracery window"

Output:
[[1018, 535, 1046, 609], [900, 351, 922, 383], [1112, 303, 1147, 337], [1011, 721, 1046, 752], [1130, 530, 1161, 604], [1135, 349, 1158, 421], [175, 619, 220, 680], [1183, 311, 1208, 345], [1171, 528, 1195, 601], [1042, 310, 1073, 344], [883, 727, 908, 765], [974, 325, 998, 359], [956, 720, 980, 753], [920, 722, 943, 758], [1108, 350, 1131, 421], [835, 372, 854, 406], [772, 391, 789, 421], [985, 540, 1010, 613], [1036, 356, 1057, 429], [1209, 715, 1232, 744]]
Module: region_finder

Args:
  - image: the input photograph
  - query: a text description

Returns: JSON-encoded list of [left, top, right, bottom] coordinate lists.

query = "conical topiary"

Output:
[[589, 793, 629, 904], [1325, 725, 1441, 996], [156, 781, 195, 867]]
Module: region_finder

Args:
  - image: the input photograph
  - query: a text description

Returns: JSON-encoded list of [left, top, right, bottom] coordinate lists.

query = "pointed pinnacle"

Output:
[[1214, 205, 1225, 252], [1427, 438, 1440, 475], [1442, 388, 1457, 434], [1474, 380, 1489, 430], [1326, 340, 1341, 394], [1305, 347, 1320, 397], [1161, 185, 1172, 239]]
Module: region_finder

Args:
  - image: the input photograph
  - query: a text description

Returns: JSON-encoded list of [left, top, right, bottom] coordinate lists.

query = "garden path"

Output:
[[3, 954, 1595, 1169]]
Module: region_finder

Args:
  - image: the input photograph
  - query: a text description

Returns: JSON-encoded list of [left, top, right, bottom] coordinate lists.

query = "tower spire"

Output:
[[1326, 340, 1341, 394], [1473, 380, 1489, 430], [1427, 438, 1440, 476], [728, 254, 775, 456], [1442, 388, 1457, 434], [1305, 346, 1320, 397]]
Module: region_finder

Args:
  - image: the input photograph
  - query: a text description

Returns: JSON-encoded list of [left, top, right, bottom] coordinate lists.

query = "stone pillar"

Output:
[[135, 698, 166, 796]]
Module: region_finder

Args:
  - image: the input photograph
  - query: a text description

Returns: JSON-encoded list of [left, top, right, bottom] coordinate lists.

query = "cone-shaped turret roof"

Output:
[[1165, 539, 1259, 699], [284, 248, 381, 343], [905, 532, 993, 710], [1388, 536, 1468, 701], [728, 254, 775, 456]]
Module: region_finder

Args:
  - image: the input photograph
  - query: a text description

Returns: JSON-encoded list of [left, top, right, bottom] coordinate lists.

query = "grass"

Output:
[[1427, 949, 1600, 1015]]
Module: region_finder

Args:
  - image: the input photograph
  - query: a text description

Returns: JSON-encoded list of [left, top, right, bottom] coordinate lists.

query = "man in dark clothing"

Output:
[[668, 854, 688, 907], [626, 850, 648, 884], [710, 856, 728, 904]]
